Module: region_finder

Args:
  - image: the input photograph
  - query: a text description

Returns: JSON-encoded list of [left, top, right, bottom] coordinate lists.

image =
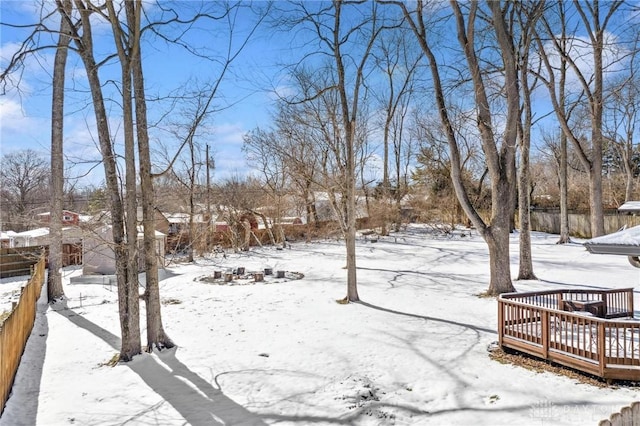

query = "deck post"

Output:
[[600, 291, 608, 317], [598, 322, 606, 377], [628, 289, 634, 315], [541, 309, 549, 359], [497, 297, 504, 346]]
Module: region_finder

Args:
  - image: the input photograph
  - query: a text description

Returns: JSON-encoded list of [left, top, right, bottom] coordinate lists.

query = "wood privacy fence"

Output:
[[599, 402, 640, 426], [0, 245, 81, 279], [0, 254, 45, 415], [0, 246, 43, 279], [529, 210, 640, 238]]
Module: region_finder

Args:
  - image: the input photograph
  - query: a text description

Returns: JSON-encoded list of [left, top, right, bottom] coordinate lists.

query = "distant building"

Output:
[[618, 202, 640, 214], [37, 210, 81, 226], [0, 231, 17, 248], [83, 225, 166, 275], [12, 227, 51, 247]]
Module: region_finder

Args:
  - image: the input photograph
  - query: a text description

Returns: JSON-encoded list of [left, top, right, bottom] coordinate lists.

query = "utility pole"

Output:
[[206, 143, 212, 251]]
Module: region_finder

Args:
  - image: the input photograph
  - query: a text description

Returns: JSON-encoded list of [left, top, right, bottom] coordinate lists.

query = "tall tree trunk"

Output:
[[333, 1, 360, 303], [396, 0, 518, 295], [558, 131, 571, 243], [516, 5, 539, 281], [557, 13, 571, 245], [105, 0, 141, 352], [48, 0, 73, 303], [517, 119, 536, 279], [73, 0, 141, 361], [127, 0, 174, 351]]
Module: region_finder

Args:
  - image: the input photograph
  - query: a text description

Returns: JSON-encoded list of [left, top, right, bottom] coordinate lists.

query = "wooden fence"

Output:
[[0, 245, 81, 279], [0, 254, 45, 415], [529, 210, 640, 238], [0, 246, 43, 279], [599, 402, 640, 426], [498, 288, 640, 381]]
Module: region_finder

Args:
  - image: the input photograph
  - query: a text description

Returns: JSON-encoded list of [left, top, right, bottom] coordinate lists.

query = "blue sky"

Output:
[[0, 1, 286, 188], [2, 1, 638, 192]]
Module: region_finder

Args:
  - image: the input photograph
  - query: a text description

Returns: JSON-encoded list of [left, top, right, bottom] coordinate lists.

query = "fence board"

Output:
[[0, 247, 44, 279], [0, 255, 45, 415], [529, 210, 640, 238]]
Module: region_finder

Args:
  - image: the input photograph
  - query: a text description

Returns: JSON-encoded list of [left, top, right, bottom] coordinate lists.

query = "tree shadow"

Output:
[[355, 300, 496, 335], [54, 308, 267, 426]]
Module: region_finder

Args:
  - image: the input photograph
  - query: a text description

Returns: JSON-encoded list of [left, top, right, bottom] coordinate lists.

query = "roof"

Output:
[[618, 201, 640, 212], [13, 227, 50, 238], [165, 213, 208, 224], [136, 226, 166, 238], [583, 225, 640, 256], [36, 210, 80, 216]]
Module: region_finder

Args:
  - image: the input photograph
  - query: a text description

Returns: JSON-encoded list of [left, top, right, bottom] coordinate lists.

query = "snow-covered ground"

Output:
[[0, 276, 29, 315], [2, 224, 640, 425]]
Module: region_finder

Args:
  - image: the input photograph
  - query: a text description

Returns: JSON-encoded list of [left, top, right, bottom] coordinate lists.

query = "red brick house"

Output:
[[37, 210, 81, 226]]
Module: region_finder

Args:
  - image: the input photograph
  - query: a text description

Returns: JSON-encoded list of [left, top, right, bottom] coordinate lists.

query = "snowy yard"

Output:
[[1, 224, 640, 425], [0, 276, 29, 316]]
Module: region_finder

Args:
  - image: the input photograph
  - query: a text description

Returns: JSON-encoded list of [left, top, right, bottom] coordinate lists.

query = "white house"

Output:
[[0, 231, 17, 248], [83, 226, 166, 275], [12, 227, 51, 247]]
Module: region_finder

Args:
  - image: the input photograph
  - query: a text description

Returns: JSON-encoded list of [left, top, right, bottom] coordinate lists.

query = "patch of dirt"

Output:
[[488, 345, 640, 389]]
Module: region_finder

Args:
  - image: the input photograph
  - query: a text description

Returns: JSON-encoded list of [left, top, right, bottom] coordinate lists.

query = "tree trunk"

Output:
[[105, 0, 143, 361], [48, 0, 72, 303], [517, 20, 537, 281], [128, 0, 174, 351], [517, 143, 536, 280], [74, 0, 141, 361], [557, 133, 571, 243], [485, 224, 515, 296]]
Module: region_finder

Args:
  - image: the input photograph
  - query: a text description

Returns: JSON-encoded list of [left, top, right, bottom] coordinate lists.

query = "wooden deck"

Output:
[[498, 288, 640, 381]]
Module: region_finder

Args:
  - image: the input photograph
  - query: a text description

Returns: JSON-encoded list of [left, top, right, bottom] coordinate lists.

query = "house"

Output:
[[164, 212, 212, 253], [10, 227, 83, 264], [83, 225, 166, 275], [37, 210, 81, 226], [12, 227, 51, 247], [0, 231, 17, 248], [618, 201, 640, 214]]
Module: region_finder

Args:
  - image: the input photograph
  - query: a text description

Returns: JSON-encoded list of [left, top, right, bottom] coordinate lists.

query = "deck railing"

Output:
[[498, 288, 639, 381]]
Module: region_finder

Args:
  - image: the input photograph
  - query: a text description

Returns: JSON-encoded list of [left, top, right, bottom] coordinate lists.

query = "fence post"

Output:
[[497, 297, 504, 346]]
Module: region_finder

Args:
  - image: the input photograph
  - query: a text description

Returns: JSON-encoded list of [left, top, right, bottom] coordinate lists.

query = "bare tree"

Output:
[[515, 2, 545, 281], [243, 127, 288, 245], [386, 0, 523, 294], [67, 0, 142, 360], [411, 108, 484, 227], [604, 67, 640, 203], [244, 106, 323, 236], [0, 150, 50, 231], [536, 1, 625, 237], [280, 0, 387, 302], [372, 28, 421, 234], [48, 0, 74, 302], [106, 0, 175, 352]]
